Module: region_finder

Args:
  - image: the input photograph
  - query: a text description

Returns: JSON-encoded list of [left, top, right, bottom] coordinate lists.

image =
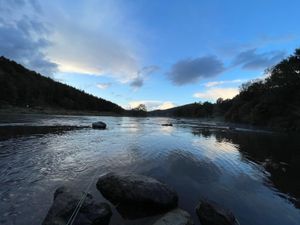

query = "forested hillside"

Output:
[[225, 49, 300, 130], [0, 57, 124, 113], [150, 49, 300, 131]]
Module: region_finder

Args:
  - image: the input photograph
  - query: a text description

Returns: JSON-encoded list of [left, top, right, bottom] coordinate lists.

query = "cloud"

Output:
[[233, 48, 285, 70], [130, 65, 159, 88], [158, 101, 176, 110], [96, 83, 111, 90], [193, 87, 239, 102], [204, 79, 244, 87], [42, 0, 145, 83], [0, 1, 58, 76], [128, 100, 176, 111], [130, 76, 144, 88], [0, 0, 148, 84], [168, 56, 225, 85]]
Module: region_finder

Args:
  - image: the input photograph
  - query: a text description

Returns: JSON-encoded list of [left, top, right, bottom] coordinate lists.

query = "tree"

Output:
[[133, 104, 147, 112]]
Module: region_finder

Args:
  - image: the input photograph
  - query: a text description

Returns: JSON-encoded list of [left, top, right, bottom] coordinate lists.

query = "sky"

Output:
[[0, 0, 300, 110]]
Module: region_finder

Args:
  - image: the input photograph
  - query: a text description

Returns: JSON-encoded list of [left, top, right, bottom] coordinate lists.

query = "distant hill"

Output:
[[0, 56, 124, 114], [149, 49, 300, 131], [149, 102, 214, 118]]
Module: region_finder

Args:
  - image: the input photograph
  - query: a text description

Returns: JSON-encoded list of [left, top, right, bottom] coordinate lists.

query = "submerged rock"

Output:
[[161, 123, 173, 127], [96, 172, 178, 219], [152, 208, 194, 225], [196, 200, 239, 225], [92, 121, 107, 129], [42, 186, 112, 225]]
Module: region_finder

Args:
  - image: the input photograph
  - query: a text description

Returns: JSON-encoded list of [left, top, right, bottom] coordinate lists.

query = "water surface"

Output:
[[0, 114, 299, 225]]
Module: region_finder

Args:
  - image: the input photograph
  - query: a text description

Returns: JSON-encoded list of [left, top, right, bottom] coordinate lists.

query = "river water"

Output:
[[0, 114, 299, 225]]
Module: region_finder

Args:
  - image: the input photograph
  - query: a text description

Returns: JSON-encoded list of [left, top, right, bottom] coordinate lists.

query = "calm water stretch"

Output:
[[0, 114, 300, 225]]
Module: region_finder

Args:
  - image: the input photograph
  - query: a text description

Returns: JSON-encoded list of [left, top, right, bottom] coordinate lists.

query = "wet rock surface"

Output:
[[96, 172, 178, 219], [42, 186, 112, 225], [92, 121, 107, 129], [196, 200, 239, 225], [161, 123, 173, 127], [152, 208, 194, 225]]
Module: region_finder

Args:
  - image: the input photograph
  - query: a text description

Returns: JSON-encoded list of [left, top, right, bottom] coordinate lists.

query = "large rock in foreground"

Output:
[[152, 208, 194, 225], [96, 172, 178, 219], [92, 121, 107, 129], [196, 201, 239, 225], [42, 186, 112, 225]]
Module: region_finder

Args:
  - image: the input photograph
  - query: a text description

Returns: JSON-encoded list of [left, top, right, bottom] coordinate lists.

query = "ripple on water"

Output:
[[0, 116, 300, 225]]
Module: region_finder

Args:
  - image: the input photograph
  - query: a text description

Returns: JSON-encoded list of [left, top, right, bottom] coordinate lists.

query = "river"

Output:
[[0, 114, 299, 225]]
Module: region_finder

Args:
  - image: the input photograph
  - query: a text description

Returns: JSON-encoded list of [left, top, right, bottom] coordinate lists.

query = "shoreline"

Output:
[[0, 106, 298, 133], [0, 106, 124, 117]]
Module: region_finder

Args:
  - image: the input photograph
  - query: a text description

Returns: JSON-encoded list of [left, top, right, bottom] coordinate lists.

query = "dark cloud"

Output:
[[233, 48, 285, 70], [168, 56, 224, 85], [130, 76, 144, 88], [130, 65, 159, 88], [0, 1, 57, 77]]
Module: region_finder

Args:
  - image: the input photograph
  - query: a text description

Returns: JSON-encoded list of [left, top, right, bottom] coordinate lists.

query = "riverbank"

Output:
[[0, 105, 123, 116]]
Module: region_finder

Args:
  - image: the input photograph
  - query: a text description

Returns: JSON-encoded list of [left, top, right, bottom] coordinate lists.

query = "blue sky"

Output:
[[0, 0, 299, 110]]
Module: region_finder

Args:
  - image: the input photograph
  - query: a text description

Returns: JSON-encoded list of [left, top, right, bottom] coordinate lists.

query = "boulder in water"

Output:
[[96, 172, 178, 219], [92, 121, 107, 129], [196, 200, 239, 225], [162, 123, 173, 127], [42, 186, 112, 225]]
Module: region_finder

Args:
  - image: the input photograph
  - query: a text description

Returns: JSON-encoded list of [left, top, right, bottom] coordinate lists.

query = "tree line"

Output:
[[150, 49, 300, 131], [0, 57, 124, 113]]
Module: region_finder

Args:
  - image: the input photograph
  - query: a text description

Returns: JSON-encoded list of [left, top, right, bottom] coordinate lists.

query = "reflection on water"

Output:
[[0, 114, 300, 225]]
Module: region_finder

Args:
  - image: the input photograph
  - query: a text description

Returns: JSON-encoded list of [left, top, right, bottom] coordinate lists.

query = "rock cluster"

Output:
[[43, 172, 239, 225]]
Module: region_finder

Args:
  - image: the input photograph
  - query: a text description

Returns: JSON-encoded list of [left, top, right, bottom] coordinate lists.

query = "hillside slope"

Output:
[[0, 57, 124, 113]]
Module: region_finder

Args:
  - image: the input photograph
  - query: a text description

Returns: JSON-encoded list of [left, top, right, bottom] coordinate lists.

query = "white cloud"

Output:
[[193, 87, 239, 102], [96, 83, 111, 90], [43, 0, 142, 82], [0, 0, 147, 83], [128, 101, 176, 111], [204, 79, 244, 87], [157, 101, 176, 110], [0, 0, 58, 77]]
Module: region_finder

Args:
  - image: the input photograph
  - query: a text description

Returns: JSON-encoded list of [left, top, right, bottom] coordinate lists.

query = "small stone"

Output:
[[152, 208, 194, 225], [196, 200, 239, 225]]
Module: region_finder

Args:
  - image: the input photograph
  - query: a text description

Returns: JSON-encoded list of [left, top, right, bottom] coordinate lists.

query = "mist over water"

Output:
[[0, 114, 299, 225]]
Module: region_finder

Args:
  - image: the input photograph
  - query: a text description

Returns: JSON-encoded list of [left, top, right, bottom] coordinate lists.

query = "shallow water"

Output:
[[0, 114, 300, 225]]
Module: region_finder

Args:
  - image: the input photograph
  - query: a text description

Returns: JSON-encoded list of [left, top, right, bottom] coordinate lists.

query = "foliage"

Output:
[[225, 48, 300, 130], [150, 48, 300, 131], [0, 57, 124, 113], [128, 104, 147, 116]]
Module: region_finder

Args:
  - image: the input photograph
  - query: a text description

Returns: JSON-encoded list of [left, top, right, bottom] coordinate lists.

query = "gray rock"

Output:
[[96, 172, 178, 219], [92, 121, 107, 129], [152, 208, 194, 225], [161, 123, 173, 127], [196, 200, 239, 225], [42, 186, 112, 225]]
